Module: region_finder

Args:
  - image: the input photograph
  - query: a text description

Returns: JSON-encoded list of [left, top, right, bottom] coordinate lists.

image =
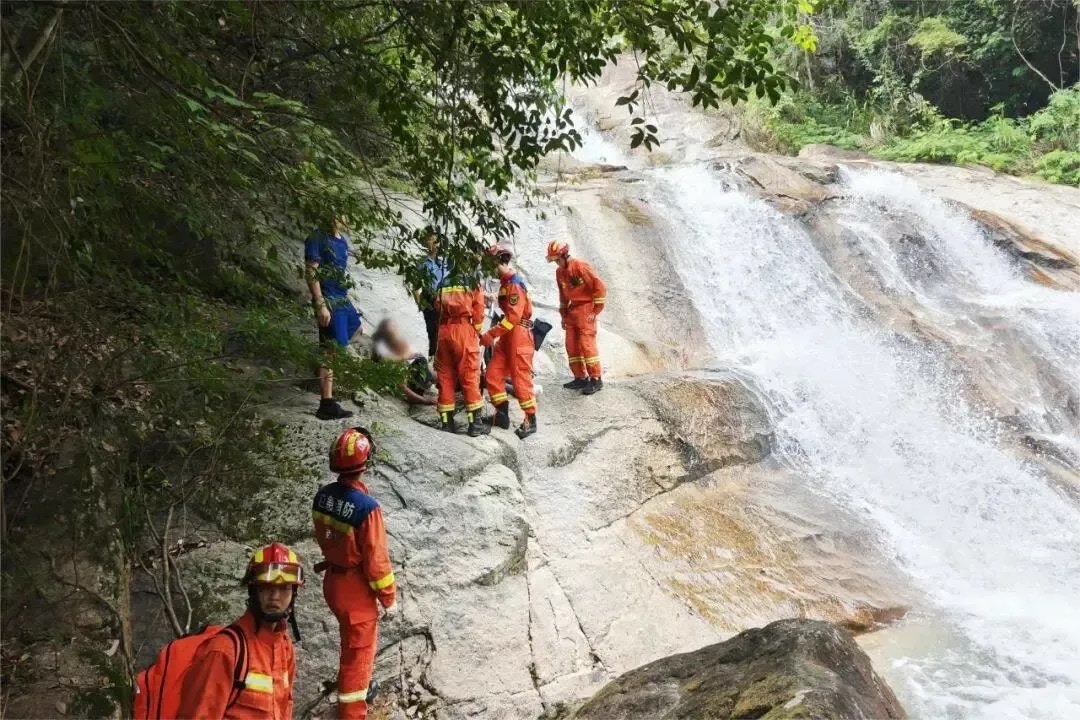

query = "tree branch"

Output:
[[1011, 0, 1061, 92]]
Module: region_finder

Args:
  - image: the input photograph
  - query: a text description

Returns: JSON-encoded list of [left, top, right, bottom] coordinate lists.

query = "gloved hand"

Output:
[[380, 603, 398, 622], [479, 332, 493, 348]]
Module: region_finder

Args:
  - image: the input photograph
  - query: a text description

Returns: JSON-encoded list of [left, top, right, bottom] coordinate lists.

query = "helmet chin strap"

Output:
[[248, 587, 301, 641]]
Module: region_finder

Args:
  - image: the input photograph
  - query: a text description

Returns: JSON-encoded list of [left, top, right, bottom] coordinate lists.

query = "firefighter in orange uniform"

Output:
[[313, 427, 396, 720], [434, 271, 489, 437], [546, 241, 607, 395], [177, 543, 302, 719], [479, 244, 538, 438]]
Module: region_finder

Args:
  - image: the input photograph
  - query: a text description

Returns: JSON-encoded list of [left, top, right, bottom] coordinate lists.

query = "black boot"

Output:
[[562, 378, 588, 390], [582, 377, 603, 395], [316, 398, 354, 420], [515, 414, 537, 439], [440, 410, 457, 433], [467, 410, 490, 437], [485, 402, 510, 429]]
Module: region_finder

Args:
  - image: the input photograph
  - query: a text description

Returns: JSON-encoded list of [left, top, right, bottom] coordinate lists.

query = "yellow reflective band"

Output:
[[369, 572, 395, 590], [338, 689, 368, 704], [584, 357, 601, 363], [313, 510, 353, 535], [499, 318, 514, 330], [490, 392, 508, 403], [593, 298, 606, 303], [439, 285, 467, 294], [465, 401, 484, 412], [245, 673, 273, 694], [520, 398, 536, 409], [437, 403, 456, 413]]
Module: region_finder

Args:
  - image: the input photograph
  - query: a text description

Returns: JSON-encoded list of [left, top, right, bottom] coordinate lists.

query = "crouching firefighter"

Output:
[[314, 427, 397, 720], [173, 543, 303, 720], [479, 244, 538, 439], [434, 271, 489, 436]]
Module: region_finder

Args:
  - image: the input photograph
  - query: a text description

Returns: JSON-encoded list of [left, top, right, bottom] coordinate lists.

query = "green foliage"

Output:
[[907, 17, 967, 58], [1034, 150, 1080, 186]]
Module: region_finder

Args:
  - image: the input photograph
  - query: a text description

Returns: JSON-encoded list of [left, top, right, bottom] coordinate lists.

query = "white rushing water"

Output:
[[644, 162, 1080, 719]]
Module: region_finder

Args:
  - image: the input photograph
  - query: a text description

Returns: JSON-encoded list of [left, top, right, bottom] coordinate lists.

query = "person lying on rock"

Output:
[[479, 243, 538, 439], [313, 427, 397, 720], [547, 240, 606, 395], [370, 318, 436, 406], [305, 215, 363, 420]]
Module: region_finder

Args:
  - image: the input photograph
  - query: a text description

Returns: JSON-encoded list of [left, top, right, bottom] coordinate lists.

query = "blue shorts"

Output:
[[318, 302, 361, 348]]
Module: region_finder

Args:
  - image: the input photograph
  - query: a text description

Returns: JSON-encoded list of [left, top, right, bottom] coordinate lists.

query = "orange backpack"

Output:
[[133, 624, 248, 720]]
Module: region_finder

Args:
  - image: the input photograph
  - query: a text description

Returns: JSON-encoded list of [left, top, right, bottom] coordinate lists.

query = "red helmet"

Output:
[[486, 244, 513, 260], [244, 542, 304, 587], [329, 426, 374, 474], [545, 241, 569, 261]]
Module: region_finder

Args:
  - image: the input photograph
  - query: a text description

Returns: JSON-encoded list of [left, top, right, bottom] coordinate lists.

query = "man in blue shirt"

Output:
[[305, 217, 362, 420], [413, 227, 452, 359]]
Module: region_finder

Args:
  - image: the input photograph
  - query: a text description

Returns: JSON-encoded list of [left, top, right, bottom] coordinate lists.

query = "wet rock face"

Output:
[[573, 619, 906, 720]]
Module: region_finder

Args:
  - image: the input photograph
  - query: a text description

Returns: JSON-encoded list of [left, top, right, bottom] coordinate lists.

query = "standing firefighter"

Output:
[[174, 543, 302, 720], [479, 244, 538, 439], [313, 427, 396, 720], [434, 271, 489, 436], [547, 241, 606, 395]]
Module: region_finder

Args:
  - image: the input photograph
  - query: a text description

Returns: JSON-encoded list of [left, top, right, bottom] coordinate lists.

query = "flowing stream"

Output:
[[600, 152, 1080, 718]]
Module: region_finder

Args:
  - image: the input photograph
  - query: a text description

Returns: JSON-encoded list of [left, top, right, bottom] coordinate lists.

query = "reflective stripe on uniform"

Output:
[[439, 285, 467, 294], [369, 572, 395, 590], [593, 297, 606, 304], [338, 688, 368, 704], [499, 318, 514, 330], [519, 398, 536, 410], [312, 510, 353, 534], [465, 400, 484, 412], [245, 672, 273, 693], [584, 356, 601, 364], [437, 403, 456, 413], [490, 392, 508, 404]]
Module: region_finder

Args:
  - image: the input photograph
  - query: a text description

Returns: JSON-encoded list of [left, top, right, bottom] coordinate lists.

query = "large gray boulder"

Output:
[[573, 619, 905, 720]]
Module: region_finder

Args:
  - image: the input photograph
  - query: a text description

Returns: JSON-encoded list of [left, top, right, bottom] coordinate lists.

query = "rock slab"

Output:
[[573, 619, 905, 720]]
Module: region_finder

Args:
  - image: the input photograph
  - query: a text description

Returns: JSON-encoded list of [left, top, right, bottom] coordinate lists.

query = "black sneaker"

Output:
[[562, 378, 588, 390], [316, 399, 354, 420], [581, 378, 603, 395], [514, 415, 537, 439]]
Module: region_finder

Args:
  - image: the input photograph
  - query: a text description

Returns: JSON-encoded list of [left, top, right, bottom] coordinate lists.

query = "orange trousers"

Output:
[[486, 325, 535, 415], [565, 306, 601, 379], [324, 572, 379, 720], [436, 322, 483, 415]]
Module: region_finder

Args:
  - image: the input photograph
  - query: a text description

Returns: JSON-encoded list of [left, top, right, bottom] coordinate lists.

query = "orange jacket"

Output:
[[483, 270, 533, 343], [313, 476, 396, 615], [435, 283, 485, 330], [176, 610, 294, 720], [556, 258, 606, 319]]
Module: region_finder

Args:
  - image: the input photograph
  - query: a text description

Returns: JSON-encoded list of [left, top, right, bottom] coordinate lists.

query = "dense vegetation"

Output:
[[0, 1, 813, 715], [749, 0, 1080, 184]]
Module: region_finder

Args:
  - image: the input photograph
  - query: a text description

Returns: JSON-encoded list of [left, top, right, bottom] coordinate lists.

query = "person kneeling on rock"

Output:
[[313, 427, 397, 720]]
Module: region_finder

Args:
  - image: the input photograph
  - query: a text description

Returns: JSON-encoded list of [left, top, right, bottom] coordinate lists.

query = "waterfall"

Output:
[[644, 162, 1080, 718]]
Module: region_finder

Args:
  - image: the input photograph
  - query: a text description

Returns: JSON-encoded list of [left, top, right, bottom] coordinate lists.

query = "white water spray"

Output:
[[648, 163, 1080, 719]]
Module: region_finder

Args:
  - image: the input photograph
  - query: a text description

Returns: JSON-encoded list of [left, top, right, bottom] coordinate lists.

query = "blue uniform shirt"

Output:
[[418, 256, 452, 297], [305, 230, 351, 301]]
